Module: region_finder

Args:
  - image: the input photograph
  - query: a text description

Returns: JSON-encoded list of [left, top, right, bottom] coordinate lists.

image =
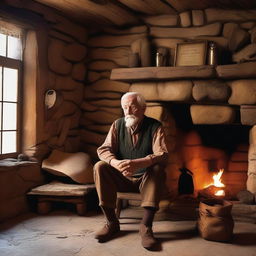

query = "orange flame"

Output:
[[213, 169, 225, 188], [205, 169, 225, 196]]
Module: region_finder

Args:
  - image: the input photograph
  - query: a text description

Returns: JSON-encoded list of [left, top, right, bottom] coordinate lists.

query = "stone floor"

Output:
[[0, 207, 256, 256]]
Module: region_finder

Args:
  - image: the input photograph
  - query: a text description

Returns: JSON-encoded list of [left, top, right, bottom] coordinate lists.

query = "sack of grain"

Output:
[[198, 199, 234, 242]]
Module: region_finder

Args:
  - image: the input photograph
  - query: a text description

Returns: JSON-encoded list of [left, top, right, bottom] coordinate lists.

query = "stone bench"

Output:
[[27, 181, 96, 215]]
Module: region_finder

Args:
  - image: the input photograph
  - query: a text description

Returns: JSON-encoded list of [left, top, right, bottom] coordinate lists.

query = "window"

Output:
[[0, 21, 23, 157]]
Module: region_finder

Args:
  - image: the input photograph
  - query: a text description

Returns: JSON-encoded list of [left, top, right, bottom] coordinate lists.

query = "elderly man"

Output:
[[94, 92, 168, 249]]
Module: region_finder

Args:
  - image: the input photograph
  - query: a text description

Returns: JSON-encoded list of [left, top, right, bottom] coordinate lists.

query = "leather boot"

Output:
[[95, 222, 120, 242], [139, 224, 157, 249]]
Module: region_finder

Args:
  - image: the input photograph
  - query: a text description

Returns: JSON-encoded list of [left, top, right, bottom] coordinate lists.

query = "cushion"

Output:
[[42, 150, 94, 184]]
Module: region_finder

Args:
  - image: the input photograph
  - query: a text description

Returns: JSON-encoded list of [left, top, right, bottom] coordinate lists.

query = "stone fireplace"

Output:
[[159, 103, 250, 199], [125, 77, 255, 201], [90, 65, 254, 201], [83, 74, 255, 201], [80, 7, 256, 201]]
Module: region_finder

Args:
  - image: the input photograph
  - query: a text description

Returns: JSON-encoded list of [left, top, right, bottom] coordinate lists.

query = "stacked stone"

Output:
[[148, 9, 256, 126], [176, 8, 256, 62], [129, 78, 256, 125], [0, 0, 89, 221], [82, 26, 149, 159], [6, 0, 89, 160], [0, 162, 43, 221], [145, 103, 181, 195], [84, 8, 256, 193], [45, 27, 87, 156], [225, 144, 248, 196], [248, 127, 256, 194]]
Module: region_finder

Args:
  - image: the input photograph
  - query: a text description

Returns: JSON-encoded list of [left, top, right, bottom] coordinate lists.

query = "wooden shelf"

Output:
[[216, 61, 256, 79], [110, 62, 256, 82], [110, 65, 216, 82]]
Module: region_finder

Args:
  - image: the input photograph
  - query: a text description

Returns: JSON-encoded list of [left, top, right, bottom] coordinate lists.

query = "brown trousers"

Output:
[[94, 161, 166, 209]]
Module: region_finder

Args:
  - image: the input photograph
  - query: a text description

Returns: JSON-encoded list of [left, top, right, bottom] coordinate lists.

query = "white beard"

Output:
[[125, 115, 139, 128]]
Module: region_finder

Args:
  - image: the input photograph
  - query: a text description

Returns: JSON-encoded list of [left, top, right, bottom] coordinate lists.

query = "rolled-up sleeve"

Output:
[[148, 125, 169, 165], [97, 121, 118, 164]]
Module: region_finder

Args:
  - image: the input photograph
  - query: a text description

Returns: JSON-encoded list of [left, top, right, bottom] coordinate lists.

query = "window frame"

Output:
[[0, 46, 22, 159]]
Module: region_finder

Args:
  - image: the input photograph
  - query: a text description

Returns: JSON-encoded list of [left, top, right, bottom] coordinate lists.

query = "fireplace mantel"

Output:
[[110, 62, 256, 82]]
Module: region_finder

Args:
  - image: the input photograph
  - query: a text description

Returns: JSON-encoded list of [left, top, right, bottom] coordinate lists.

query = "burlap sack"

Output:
[[198, 199, 234, 242]]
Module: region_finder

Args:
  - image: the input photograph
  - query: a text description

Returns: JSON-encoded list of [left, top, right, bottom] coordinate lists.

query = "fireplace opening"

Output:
[[164, 103, 250, 199]]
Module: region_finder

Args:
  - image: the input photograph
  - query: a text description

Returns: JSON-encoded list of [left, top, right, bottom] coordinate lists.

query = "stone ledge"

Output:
[[0, 158, 38, 169], [216, 62, 256, 79], [110, 62, 256, 82], [111, 65, 216, 81]]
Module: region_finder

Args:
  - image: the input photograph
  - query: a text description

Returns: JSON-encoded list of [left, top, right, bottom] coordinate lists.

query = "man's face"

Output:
[[122, 95, 145, 127]]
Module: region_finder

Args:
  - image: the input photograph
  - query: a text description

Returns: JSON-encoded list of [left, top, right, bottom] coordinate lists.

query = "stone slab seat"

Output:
[[27, 181, 96, 216]]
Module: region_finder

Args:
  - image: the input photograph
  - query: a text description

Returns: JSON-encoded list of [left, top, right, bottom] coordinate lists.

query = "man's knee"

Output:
[[151, 164, 166, 179], [93, 161, 110, 175]]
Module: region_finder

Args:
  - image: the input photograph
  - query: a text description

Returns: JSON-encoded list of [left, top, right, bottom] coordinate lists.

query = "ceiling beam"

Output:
[[164, 0, 256, 12], [34, 0, 139, 26], [117, 0, 177, 15]]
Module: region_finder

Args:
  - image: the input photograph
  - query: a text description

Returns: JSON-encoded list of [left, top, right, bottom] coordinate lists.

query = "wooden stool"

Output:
[[27, 181, 96, 215], [116, 192, 142, 218]]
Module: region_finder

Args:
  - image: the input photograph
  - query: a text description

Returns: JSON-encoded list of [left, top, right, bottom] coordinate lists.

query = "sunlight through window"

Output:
[[0, 22, 22, 156], [0, 34, 7, 57], [2, 131, 16, 154], [3, 68, 18, 102], [7, 36, 22, 60]]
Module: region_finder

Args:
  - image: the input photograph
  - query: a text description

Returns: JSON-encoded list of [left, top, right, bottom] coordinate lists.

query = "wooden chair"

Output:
[[116, 192, 142, 218]]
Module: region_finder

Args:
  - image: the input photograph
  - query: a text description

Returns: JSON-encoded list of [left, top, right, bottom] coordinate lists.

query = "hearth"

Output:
[[163, 103, 251, 200]]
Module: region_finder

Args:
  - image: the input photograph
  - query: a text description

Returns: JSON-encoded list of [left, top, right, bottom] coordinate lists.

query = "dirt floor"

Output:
[[0, 207, 256, 256]]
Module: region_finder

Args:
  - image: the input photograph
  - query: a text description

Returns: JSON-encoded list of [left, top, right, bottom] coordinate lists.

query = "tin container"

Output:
[[156, 52, 166, 67], [208, 41, 218, 66]]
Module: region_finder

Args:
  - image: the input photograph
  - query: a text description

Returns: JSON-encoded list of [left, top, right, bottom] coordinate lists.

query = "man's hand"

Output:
[[111, 157, 152, 177], [110, 159, 138, 177]]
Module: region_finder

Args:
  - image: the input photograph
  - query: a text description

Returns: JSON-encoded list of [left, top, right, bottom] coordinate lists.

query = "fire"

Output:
[[215, 190, 225, 196], [205, 169, 225, 196], [213, 169, 225, 188]]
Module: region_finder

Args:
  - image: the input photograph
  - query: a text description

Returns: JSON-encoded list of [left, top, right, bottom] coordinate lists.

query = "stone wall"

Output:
[[2, 3, 256, 202], [3, 1, 88, 160], [84, 8, 256, 197], [248, 126, 256, 193], [0, 1, 88, 221], [44, 35, 87, 154], [0, 161, 44, 221]]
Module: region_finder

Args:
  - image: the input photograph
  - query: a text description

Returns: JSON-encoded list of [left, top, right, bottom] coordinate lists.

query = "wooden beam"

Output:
[[164, 0, 210, 12], [164, 0, 256, 12], [117, 0, 177, 15], [34, 0, 139, 26]]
